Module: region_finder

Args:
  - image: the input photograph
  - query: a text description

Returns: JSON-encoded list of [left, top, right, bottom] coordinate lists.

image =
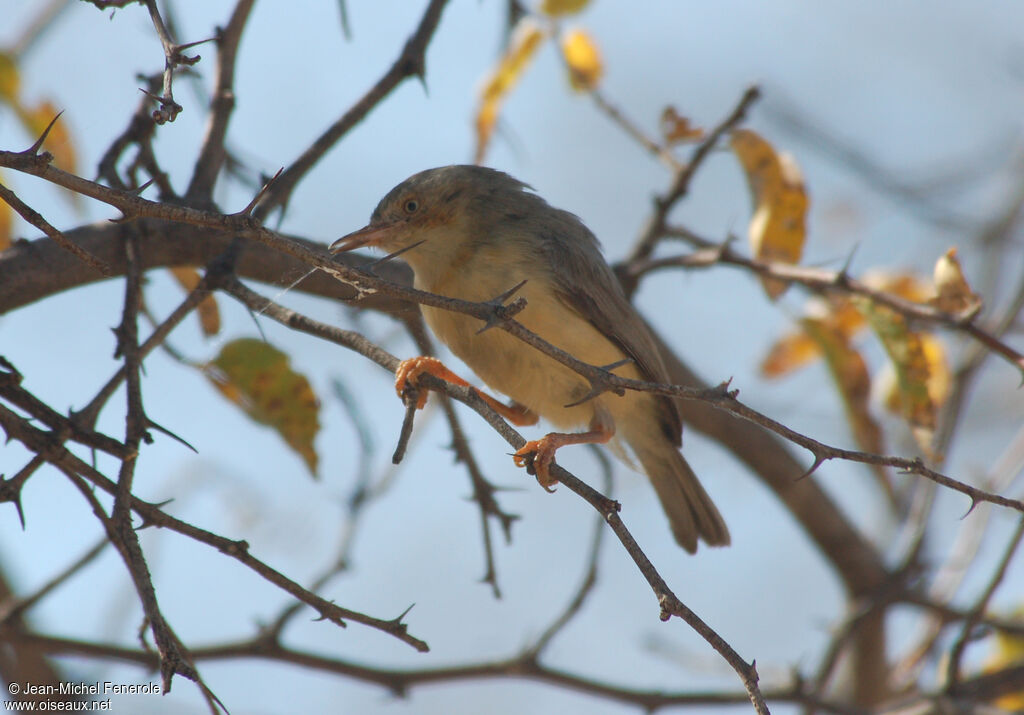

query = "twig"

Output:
[[623, 84, 761, 286], [185, 0, 254, 201], [0, 176, 110, 276], [0, 153, 1013, 514], [0, 538, 108, 625], [1, 628, 875, 714], [588, 88, 681, 170], [944, 513, 1024, 687], [142, 0, 200, 124], [252, 0, 452, 219], [629, 227, 1024, 376], [0, 404, 430, 653]]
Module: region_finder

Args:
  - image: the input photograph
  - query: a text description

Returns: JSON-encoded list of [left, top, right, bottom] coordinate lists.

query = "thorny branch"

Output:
[[627, 226, 1024, 375]]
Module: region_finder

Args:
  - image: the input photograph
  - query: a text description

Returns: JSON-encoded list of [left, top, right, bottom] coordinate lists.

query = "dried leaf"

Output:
[[862, 270, 933, 304], [540, 0, 592, 16], [854, 297, 936, 456], [879, 332, 950, 415], [803, 316, 885, 460], [204, 338, 321, 477], [660, 107, 704, 144], [730, 129, 809, 300], [931, 247, 981, 313], [0, 51, 19, 102], [0, 192, 11, 251], [169, 266, 221, 337], [760, 330, 820, 378], [560, 28, 603, 91], [474, 18, 546, 163]]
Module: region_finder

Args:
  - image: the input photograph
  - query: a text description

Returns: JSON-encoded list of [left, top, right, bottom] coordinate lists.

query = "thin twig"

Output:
[[252, 0, 452, 219]]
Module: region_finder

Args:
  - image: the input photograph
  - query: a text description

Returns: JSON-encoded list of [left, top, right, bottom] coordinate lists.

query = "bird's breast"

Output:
[[416, 248, 641, 430]]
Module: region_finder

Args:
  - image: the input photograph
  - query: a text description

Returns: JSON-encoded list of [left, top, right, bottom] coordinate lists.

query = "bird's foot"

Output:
[[394, 356, 469, 409], [513, 438, 559, 492]]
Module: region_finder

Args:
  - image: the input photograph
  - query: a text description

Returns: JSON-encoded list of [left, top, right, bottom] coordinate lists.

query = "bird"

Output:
[[330, 165, 729, 552]]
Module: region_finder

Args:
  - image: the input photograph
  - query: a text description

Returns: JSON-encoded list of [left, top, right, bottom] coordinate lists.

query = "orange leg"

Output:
[[395, 357, 538, 426], [513, 417, 615, 491]]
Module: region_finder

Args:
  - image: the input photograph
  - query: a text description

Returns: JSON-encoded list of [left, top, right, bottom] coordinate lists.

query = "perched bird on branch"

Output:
[[332, 165, 728, 552]]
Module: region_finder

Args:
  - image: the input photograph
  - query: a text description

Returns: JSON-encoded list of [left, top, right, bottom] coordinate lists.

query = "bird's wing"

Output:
[[537, 209, 683, 445]]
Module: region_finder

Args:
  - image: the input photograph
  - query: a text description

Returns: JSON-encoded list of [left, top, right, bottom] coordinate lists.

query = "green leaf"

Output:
[[204, 338, 321, 477]]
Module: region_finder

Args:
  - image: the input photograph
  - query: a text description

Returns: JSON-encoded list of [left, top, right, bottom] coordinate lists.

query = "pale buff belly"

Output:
[[420, 278, 643, 431]]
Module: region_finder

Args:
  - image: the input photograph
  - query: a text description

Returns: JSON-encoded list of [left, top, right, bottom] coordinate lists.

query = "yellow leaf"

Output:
[[0, 51, 19, 102], [730, 129, 809, 300], [854, 297, 936, 456], [0, 193, 11, 251], [879, 332, 950, 414], [204, 338, 321, 476], [474, 18, 546, 163], [169, 267, 221, 337], [660, 107, 704, 144], [931, 247, 981, 313], [560, 28, 603, 91], [540, 0, 592, 16], [983, 608, 1024, 710], [862, 270, 933, 304], [761, 297, 856, 377], [801, 316, 884, 457]]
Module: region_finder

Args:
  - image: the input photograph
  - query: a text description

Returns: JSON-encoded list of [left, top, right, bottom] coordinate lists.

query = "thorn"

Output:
[[13, 494, 26, 530], [22, 110, 65, 157], [175, 35, 217, 54], [131, 178, 155, 196], [563, 383, 609, 409], [366, 240, 426, 272], [600, 357, 634, 373], [797, 455, 826, 481], [837, 243, 860, 283], [236, 167, 283, 217], [147, 418, 198, 453], [492, 279, 529, 305], [961, 496, 980, 519], [476, 296, 528, 335], [393, 602, 416, 624]]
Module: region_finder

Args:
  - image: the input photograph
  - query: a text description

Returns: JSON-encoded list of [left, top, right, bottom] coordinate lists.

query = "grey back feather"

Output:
[[456, 166, 683, 446]]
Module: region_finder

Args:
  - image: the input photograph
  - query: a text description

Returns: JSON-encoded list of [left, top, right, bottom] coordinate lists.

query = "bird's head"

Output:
[[329, 165, 532, 263]]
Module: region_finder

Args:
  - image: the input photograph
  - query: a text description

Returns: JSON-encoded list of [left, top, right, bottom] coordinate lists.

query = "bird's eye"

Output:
[[403, 199, 419, 214]]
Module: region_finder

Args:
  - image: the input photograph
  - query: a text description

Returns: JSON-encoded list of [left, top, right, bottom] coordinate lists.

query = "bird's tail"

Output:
[[631, 438, 729, 553]]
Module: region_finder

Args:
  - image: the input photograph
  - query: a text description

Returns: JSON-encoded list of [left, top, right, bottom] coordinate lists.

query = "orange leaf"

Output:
[[760, 330, 821, 377], [474, 18, 546, 163], [169, 267, 221, 337], [540, 0, 592, 16], [560, 28, 603, 91], [730, 129, 809, 300], [660, 107, 704, 144], [204, 338, 321, 477], [931, 247, 981, 313]]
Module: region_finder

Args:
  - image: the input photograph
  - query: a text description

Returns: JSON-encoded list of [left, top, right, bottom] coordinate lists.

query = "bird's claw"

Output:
[[394, 357, 443, 410], [513, 439, 558, 492]]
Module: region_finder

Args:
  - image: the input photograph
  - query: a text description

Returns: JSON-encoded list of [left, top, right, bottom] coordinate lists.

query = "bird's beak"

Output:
[[329, 222, 396, 254]]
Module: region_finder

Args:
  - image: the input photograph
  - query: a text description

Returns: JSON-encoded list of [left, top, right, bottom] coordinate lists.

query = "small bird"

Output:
[[331, 165, 728, 552]]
